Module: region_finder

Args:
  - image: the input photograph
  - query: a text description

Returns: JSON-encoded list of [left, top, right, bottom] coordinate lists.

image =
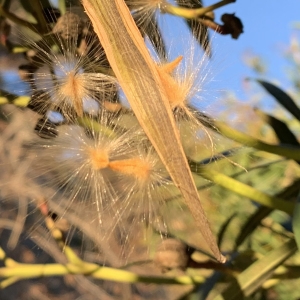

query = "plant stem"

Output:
[[162, 0, 235, 19], [0, 253, 205, 285]]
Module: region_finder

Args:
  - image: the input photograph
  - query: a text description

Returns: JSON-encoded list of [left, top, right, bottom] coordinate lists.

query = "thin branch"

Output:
[[161, 0, 235, 19]]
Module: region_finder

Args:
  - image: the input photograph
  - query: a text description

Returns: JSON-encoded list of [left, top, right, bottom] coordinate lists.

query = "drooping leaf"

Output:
[[212, 120, 300, 161], [236, 179, 300, 249], [218, 213, 237, 248], [213, 239, 298, 300], [20, 0, 51, 33], [254, 79, 300, 121], [199, 147, 241, 165], [193, 109, 300, 161], [292, 191, 300, 251], [20, 0, 52, 13], [235, 206, 272, 249], [254, 108, 300, 146], [125, 1, 167, 59], [140, 15, 166, 59], [175, 0, 211, 56], [191, 164, 295, 215]]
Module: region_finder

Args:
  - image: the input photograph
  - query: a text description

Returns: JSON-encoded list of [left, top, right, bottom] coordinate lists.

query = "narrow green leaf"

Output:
[[218, 213, 237, 248], [254, 79, 300, 121], [214, 239, 298, 300], [235, 207, 271, 249], [254, 108, 300, 146], [20, 0, 51, 33], [193, 111, 300, 160], [141, 15, 167, 59], [236, 179, 300, 249], [292, 191, 300, 251], [58, 0, 66, 14], [213, 120, 300, 161], [190, 164, 294, 215], [199, 147, 240, 165], [175, 0, 211, 56]]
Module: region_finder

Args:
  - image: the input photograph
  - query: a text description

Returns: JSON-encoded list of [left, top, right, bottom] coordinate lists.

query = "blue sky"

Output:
[[207, 0, 300, 101], [3, 0, 300, 110], [159, 0, 300, 110]]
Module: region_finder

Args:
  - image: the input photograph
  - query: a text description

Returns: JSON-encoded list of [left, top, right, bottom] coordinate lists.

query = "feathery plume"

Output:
[[154, 30, 218, 159], [29, 112, 131, 226], [16, 11, 117, 121], [29, 111, 184, 261]]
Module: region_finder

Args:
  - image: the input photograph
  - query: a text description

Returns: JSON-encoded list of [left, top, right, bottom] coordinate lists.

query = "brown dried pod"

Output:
[[154, 238, 189, 272], [52, 12, 84, 40], [221, 13, 244, 39]]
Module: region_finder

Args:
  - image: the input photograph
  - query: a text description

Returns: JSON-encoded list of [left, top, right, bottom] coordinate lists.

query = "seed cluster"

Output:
[[1, 6, 215, 261]]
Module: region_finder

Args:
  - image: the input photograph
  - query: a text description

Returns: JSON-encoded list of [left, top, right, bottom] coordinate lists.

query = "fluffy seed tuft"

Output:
[[109, 158, 151, 182]]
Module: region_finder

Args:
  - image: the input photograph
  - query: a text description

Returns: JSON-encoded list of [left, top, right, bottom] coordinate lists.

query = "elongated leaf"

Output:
[[193, 110, 300, 161], [255, 79, 300, 121], [213, 120, 300, 161], [20, 0, 51, 33], [214, 239, 298, 300], [125, 1, 166, 59], [236, 179, 300, 249], [191, 164, 295, 215], [218, 213, 237, 248], [140, 15, 166, 59], [235, 207, 271, 248], [292, 191, 300, 251], [200, 147, 240, 165], [254, 108, 300, 146], [175, 0, 211, 56]]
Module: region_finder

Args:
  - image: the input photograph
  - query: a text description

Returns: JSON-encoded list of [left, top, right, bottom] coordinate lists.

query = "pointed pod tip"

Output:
[[219, 254, 226, 264], [159, 55, 183, 74]]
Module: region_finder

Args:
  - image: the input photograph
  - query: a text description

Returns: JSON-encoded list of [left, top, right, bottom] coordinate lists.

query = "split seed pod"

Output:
[[82, 0, 225, 262]]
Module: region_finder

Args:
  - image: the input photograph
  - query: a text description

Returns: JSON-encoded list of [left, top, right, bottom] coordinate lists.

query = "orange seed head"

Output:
[[60, 71, 86, 116], [157, 56, 188, 108], [88, 147, 109, 170], [108, 158, 151, 181]]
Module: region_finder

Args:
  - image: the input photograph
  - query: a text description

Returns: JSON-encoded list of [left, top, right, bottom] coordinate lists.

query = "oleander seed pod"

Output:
[[52, 11, 84, 41], [154, 238, 189, 272]]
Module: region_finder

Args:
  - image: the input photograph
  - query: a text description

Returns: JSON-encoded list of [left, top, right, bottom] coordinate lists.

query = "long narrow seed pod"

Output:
[[81, 0, 225, 262]]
